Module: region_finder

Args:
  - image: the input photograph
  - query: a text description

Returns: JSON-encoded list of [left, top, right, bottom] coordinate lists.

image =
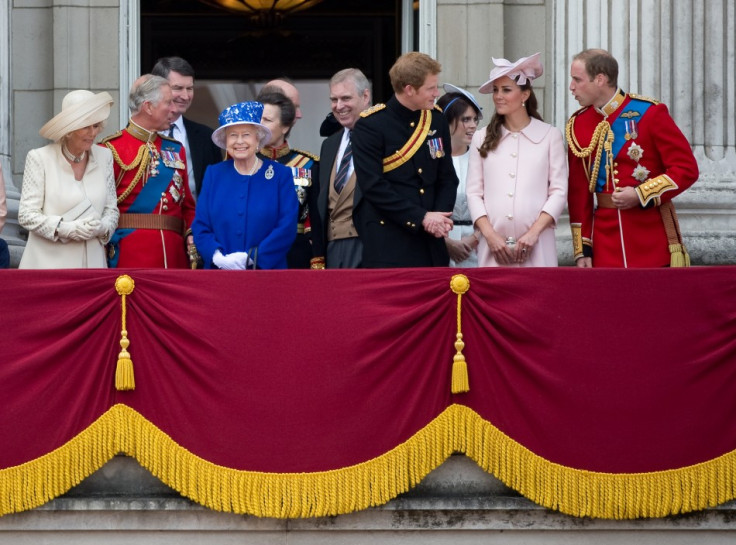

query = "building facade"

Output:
[[0, 2, 735, 540], [1, 0, 734, 266]]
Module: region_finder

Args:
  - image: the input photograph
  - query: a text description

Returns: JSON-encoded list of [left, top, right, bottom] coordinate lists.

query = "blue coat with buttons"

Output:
[[192, 158, 298, 269]]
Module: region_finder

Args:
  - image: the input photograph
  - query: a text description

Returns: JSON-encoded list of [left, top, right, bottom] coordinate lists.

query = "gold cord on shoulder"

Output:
[[106, 142, 154, 204], [566, 115, 614, 193]]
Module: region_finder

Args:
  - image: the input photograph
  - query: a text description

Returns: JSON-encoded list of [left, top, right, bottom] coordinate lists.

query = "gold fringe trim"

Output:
[[0, 407, 121, 516], [2, 404, 736, 519]]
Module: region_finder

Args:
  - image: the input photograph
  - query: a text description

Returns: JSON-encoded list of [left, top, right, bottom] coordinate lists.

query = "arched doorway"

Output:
[[138, 0, 417, 151]]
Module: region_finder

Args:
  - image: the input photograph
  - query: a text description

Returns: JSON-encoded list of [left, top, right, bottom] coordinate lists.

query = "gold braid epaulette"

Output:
[[291, 149, 319, 162], [104, 140, 151, 204], [629, 93, 660, 105], [565, 110, 613, 194], [360, 103, 386, 117]]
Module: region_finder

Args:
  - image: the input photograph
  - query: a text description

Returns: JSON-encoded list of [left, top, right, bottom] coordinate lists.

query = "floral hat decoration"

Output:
[[212, 101, 272, 150], [479, 52, 544, 94]]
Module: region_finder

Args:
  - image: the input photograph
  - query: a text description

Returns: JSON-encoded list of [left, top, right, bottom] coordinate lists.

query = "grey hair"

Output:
[[128, 75, 170, 115], [330, 68, 372, 99]]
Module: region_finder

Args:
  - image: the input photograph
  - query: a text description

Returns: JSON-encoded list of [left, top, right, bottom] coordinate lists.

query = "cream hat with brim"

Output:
[[479, 52, 543, 94], [39, 90, 113, 142]]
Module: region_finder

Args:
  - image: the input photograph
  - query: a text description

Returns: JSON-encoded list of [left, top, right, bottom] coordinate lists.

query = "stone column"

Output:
[[1, 0, 22, 265], [4, 0, 121, 266], [552, 0, 736, 264]]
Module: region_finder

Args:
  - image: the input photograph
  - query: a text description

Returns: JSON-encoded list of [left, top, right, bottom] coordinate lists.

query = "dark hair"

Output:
[[436, 93, 479, 133], [256, 89, 296, 129], [151, 57, 195, 79], [573, 49, 618, 88], [478, 82, 542, 157]]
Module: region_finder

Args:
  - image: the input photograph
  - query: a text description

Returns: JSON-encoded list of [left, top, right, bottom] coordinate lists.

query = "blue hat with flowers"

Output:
[[212, 101, 272, 150]]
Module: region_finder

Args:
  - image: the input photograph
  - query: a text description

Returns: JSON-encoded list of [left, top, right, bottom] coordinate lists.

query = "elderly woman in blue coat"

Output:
[[192, 101, 298, 269]]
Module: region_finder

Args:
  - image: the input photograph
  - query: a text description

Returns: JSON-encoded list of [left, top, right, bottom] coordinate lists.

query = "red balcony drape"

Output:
[[1, 267, 735, 519]]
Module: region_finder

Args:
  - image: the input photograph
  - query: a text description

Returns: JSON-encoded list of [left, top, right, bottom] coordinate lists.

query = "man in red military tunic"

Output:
[[566, 49, 699, 268], [102, 74, 196, 268]]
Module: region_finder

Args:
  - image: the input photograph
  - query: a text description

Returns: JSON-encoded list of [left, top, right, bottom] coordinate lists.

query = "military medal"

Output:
[[291, 167, 312, 187], [161, 148, 186, 170], [169, 172, 183, 203], [169, 184, 181, 203], [427, 137, 444, 159], [146, 143, 160, 178], [295, 186, 307, 205], [265, 165, 274, 180], [624, 119, 638, 140]]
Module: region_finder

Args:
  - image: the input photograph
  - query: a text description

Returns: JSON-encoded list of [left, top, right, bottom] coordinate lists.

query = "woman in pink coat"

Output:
[[466, 53, 568, 267]]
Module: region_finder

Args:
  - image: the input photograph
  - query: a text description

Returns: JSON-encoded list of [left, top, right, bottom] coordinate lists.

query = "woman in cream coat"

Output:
[[466, 53, 568, 267], [19, 90, 119, 268]]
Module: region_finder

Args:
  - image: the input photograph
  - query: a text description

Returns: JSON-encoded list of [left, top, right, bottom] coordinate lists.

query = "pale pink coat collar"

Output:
[[499, 117, 552, 144]]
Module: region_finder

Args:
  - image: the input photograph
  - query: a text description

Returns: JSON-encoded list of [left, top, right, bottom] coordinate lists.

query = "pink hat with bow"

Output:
[[479, 52, 544, 94]]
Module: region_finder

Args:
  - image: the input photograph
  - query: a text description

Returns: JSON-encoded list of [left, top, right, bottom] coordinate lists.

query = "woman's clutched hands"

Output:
[[485, 231, 514, 265], [56, 218, 100, 242], [213, 249, 250, 270], [514, 231, 538, 264]]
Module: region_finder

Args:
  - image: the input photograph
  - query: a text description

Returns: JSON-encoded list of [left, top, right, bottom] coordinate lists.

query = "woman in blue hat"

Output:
[[192, 101, 299, 269]]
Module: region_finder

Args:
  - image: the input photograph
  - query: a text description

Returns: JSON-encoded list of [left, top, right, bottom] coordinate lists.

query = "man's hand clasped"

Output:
[[422, 211, 453, 238]]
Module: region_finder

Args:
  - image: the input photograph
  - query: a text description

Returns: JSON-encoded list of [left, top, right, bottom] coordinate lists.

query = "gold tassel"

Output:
[[450, 274, 470, 394], [452, 342, 469, 394], [660, 202, 690, 268], [115, 275, 136, 391], [669, 243, 690, 268]]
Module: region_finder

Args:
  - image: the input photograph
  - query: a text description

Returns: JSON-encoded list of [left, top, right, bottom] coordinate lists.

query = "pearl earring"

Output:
[[522, 102, 526, 107]]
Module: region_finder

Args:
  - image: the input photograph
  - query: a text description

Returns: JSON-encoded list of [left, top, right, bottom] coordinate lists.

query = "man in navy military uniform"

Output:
[[256, 87, 322, 269], [351, 52, 458, 267]]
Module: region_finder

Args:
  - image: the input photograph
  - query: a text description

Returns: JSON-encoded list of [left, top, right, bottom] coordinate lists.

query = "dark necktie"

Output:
[[168, 124, 176, 138], [334, 131, 352, 193]]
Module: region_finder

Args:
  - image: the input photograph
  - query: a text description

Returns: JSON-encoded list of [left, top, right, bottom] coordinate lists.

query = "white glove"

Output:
[[213, 249, 250, 270], [84, 218, 106, 239], [56, 219, 95, 242]]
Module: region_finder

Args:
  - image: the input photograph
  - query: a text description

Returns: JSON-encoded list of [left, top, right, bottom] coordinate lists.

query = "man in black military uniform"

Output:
[[351, 52, 458, 267]]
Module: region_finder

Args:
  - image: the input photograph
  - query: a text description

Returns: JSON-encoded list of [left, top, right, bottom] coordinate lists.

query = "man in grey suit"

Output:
[[152, 56, 222, 200], [317, 68, 371, 268]]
